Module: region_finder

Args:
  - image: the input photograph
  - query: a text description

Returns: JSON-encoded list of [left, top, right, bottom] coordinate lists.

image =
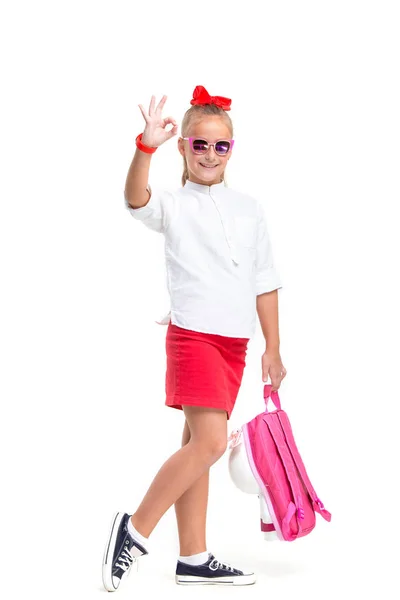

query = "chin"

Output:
[[196, 168, 223, 180]]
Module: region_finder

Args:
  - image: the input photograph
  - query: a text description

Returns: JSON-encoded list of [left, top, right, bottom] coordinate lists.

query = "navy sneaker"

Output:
[[175, 553, 256, 586], [102, 512, 148, 592]]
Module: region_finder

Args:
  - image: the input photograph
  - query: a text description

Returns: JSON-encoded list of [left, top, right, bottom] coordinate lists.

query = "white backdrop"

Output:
[[1, 1, 399, 598]]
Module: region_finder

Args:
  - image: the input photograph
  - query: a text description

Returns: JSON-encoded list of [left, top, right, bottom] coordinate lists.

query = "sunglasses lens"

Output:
[[192, 139, 208, 153], [215, 141, 231, 155]]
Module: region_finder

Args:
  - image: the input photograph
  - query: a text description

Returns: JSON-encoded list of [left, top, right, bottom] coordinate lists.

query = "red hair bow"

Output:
[[190, 85, 232, 111]]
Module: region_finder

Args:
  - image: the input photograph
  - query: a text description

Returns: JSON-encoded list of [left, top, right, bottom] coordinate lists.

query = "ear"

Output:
[[177, 137, 185, 157]]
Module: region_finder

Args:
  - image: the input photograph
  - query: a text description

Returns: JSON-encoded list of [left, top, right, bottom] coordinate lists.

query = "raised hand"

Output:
[[138, 95, 178, 148]]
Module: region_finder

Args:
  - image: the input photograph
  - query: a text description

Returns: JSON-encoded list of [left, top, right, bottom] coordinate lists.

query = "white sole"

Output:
[[175, 573, 256, 586], [102, 511, 125, 592]]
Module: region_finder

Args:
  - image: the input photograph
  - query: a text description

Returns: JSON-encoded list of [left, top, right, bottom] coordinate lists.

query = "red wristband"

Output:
[[135, 133, 157, 154]]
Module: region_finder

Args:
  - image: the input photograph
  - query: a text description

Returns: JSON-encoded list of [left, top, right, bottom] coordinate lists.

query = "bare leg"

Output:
[[130, 406, 227, 538], [174, 419, 211, 556]]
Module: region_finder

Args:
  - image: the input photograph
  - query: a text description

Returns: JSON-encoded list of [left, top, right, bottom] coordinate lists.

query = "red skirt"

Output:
[[165, 323, 250, 420]]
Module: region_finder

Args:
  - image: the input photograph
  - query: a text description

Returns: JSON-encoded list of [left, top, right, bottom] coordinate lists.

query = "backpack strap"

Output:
[[264, 384, 281, 411], [277, 411, 332, 522], [264, 414, 306, 540]]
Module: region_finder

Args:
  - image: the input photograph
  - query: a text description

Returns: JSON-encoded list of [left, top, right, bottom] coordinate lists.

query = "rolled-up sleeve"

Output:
[[255, 200, 283, 295], [124, 184, 173, 234]]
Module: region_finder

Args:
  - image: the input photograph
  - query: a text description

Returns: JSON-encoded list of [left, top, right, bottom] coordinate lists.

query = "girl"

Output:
[[102, 86, 287, 591]]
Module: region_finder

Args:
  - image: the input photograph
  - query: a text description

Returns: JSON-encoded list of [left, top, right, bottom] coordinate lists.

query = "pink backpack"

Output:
[[229, 384, 331, 542]]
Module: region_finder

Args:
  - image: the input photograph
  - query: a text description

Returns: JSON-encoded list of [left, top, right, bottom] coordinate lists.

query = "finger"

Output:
[[167, 124, 178, 138], [270, 378, 279, 391], [138, 104, 149, 123], [162, 116, 177, 127], [262, 361, 268, 382], [270, 368, 284, 391], [148, 95, 156, 116], [156, 94, 167, 113], [163, 116, 178, 137]]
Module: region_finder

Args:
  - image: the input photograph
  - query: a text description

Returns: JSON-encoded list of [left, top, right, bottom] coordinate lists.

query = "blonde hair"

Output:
[[180, 104, 234, 187]]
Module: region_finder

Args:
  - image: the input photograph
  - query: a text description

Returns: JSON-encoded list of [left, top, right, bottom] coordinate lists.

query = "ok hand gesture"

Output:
[[138, 95, 178, 148]]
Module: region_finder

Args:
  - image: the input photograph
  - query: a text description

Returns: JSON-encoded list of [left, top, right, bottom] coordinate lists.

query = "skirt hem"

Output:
[[165, 397, 230, 417]]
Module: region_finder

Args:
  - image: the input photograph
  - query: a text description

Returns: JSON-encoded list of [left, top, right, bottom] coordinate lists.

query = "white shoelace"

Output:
[[115, 547, 134, 572], [209, 558, 234, 572]]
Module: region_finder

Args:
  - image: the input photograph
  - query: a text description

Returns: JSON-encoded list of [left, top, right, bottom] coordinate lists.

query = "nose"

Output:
[[204, 145, 217, 159]]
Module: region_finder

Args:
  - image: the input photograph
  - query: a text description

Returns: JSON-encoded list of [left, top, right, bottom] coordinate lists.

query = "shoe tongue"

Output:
[[207, 553, 215, 563]]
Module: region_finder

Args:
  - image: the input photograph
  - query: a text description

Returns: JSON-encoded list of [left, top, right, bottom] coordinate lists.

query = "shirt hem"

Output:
[[170, 312, 253, 339]]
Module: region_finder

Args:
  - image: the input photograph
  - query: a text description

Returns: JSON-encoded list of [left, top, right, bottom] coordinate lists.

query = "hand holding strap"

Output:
[[263, 384, 281, 411]]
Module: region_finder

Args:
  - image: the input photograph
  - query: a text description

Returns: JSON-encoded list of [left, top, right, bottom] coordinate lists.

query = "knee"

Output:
[[196, 436, 227, 466]]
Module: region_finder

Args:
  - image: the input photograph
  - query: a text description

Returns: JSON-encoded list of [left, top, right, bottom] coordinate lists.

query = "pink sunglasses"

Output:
[[182, 137, 234, 156]]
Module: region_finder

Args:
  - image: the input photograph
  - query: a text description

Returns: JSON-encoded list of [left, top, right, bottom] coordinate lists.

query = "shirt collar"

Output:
[[183, 179, 226, 195]]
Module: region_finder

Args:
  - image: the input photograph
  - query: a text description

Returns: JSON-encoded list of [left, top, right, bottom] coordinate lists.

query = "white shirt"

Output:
[[126, 179, 282, 339]]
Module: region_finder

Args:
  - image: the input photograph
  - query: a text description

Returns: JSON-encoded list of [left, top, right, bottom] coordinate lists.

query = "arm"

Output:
[[256, 289, 280, 352], [254, 200, 287, 389], [124, 94, 178, 209], [124, 149, 153, 209], [257, 290, 286, 390]]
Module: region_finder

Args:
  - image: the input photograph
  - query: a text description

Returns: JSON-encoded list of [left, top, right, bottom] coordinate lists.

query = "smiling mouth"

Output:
[[199, 163, 218, 169]]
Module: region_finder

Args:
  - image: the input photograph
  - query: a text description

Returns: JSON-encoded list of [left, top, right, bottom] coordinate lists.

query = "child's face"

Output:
[[178, 116, 233, 186]]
